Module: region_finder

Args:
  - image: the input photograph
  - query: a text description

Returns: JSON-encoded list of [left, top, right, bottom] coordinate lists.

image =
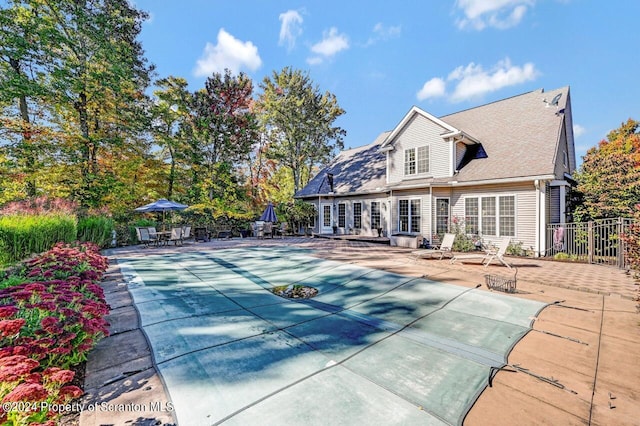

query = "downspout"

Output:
[[318, 195, 321, 234], [389, 189, 393, 236], [535, 180, 540, 257], [429, 186, 433, 239]]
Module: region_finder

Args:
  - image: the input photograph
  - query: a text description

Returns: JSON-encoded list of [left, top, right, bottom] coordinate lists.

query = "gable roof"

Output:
[[441, 86, 570, 182], [294, 131, 389, 198], [296, 86, 572, 198], [380, 106, 459, 149]]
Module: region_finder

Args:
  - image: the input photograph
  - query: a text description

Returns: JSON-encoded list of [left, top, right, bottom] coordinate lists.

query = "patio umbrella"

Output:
[[134, 198, 188, 230], [258, 202, 277, 222]]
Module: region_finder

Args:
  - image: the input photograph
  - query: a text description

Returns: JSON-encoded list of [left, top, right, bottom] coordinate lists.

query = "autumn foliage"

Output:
[[574, 119, 640, 220]]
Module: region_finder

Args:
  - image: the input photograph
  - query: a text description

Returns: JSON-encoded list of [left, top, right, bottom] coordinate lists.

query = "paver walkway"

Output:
[[80, 238, 640, 426]]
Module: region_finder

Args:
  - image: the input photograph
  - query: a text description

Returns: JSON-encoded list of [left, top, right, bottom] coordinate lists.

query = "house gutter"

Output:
[[295, 189, 390, 199], [387, 174, 557, 191]]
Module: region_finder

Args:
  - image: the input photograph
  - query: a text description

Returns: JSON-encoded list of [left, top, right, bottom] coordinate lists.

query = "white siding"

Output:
[[447, 183, 537, 251], [330, 194, 390, 236], [387, 115, 450, 184], [455, 141, 467, 170], [391, 189, 428, 236]]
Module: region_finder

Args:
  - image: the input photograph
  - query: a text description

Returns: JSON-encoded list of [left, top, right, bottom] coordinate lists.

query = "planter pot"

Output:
[[390, 234, 422, 249]]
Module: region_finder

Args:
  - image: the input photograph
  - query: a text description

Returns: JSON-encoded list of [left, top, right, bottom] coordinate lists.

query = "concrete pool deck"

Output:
[[80, 237, 640, 425]]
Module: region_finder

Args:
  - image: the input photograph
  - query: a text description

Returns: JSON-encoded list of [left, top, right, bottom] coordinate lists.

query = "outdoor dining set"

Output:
[[134, 199, 288, 246], [135, 226, 192, 247]]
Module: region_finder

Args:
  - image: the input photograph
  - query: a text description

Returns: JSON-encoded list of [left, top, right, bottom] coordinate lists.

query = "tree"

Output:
[[258, 67, 346, 194], [185, 69, 258, 204], [0, 0, 58, 198], [574, 119, 640, 220], [19, 0, 153, 207], [151, 76, 192, 200]]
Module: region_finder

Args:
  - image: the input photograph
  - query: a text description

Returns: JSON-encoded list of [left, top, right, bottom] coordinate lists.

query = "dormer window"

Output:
[[404, 145, 430, 176]]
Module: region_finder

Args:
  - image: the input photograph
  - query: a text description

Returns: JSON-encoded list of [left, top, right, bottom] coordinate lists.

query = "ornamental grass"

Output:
[[0, 215, 77, 266], [0, 242, 110, 425]]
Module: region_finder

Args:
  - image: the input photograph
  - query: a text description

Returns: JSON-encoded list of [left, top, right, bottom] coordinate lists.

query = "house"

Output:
[[294, 87, 576, 256]]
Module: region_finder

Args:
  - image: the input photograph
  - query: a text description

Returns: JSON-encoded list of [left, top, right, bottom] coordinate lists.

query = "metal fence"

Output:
[[546, 218, 635, 268]]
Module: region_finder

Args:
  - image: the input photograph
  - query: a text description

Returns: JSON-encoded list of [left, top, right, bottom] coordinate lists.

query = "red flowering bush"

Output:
[[0, 242, 110, 425]]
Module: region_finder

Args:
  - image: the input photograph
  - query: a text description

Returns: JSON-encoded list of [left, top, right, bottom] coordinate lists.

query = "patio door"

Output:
[[320, 203, 333, 234]]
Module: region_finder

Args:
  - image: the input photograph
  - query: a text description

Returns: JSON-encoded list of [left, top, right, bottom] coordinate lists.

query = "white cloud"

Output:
[[455, 0, 534, 30], [416, 78, 447, 101], [365, 22, 402, 46], [415, 58, 539, 103], [194, 28, 262, 77], [278, 10, 303, 51], [573, 124, 586, 137], [308, 27, 349, 64], [448, 58, 538, 102]]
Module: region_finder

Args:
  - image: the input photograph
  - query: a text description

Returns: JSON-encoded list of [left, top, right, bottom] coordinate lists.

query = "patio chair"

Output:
[[450, 237, 513, 269], [253, 221, 264, 239], [136, 227, 152, 247], [182, 226, 192, 243], [263, 221, 273, 239], [274, 222, 287, 238], [410, 233, 455, 261], [146, 227, 161, 247], [194, 227, 209, 242], [168, 227, 183, 245]]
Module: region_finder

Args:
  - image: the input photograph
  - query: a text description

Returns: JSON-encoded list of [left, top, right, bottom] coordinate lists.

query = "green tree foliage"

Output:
[[258, 67, 346, 194], [574, 119, 640, 220], [1, 1, 346, 225], [0, 0, 153, 207], [185, 70, 259, 206], [151, 76, 191, 200], [0, 0, 57, 197]]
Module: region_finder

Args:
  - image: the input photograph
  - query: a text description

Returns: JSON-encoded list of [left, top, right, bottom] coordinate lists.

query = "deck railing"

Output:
[[546, 218, 635, 268]]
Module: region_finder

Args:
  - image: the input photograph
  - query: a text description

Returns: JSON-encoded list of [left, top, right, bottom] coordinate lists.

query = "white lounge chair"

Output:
[[451, 237, 512, 269], [411, 233, 455, 261]]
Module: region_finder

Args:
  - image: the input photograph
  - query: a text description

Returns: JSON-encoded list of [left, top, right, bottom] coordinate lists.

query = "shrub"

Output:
[[449, 217, 477, 252], [621, 205, 640, 285], [77, 216, 114, 248], [507, 240, 526, 256], [0, 215, 77, 266], [0, 242, 109, 425]]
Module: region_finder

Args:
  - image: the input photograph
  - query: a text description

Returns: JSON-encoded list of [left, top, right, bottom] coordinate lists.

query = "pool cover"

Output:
[[118, 247, 546, 425]]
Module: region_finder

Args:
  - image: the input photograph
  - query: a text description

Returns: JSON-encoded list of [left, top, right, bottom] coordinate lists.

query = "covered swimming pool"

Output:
[[118, 247, 546, 425]]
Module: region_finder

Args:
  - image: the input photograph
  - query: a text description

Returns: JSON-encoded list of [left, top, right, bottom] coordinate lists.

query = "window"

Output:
[[404, 149, 415, 175], [436, 198, 449, 234], [482, 197, 496, 236], [353, 202, 362, 229], [371, 202, 381, 230], [464, 198, 479, 234], [417, 146, 429, 174], [322, 205, 331, 227], [338, 203, 346, 228], [404, 146, 429, 176], [410, 200, 421, 233], [499, 196, 515, 236], [399, 199, 421, 233], [399, 200, 409, 232]]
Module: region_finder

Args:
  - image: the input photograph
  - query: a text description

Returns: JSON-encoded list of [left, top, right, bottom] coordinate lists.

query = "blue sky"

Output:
[[134, 0, 639, 165]]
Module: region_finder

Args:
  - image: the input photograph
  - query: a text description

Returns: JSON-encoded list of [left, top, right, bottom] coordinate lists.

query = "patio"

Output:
[[81, 237, 639, 425]]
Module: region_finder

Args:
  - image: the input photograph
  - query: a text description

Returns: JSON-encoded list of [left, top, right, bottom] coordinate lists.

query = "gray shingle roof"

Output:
[[296, 87, 570, 198], [441, 87, 569, 182], [294, 131, 389, 197]]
